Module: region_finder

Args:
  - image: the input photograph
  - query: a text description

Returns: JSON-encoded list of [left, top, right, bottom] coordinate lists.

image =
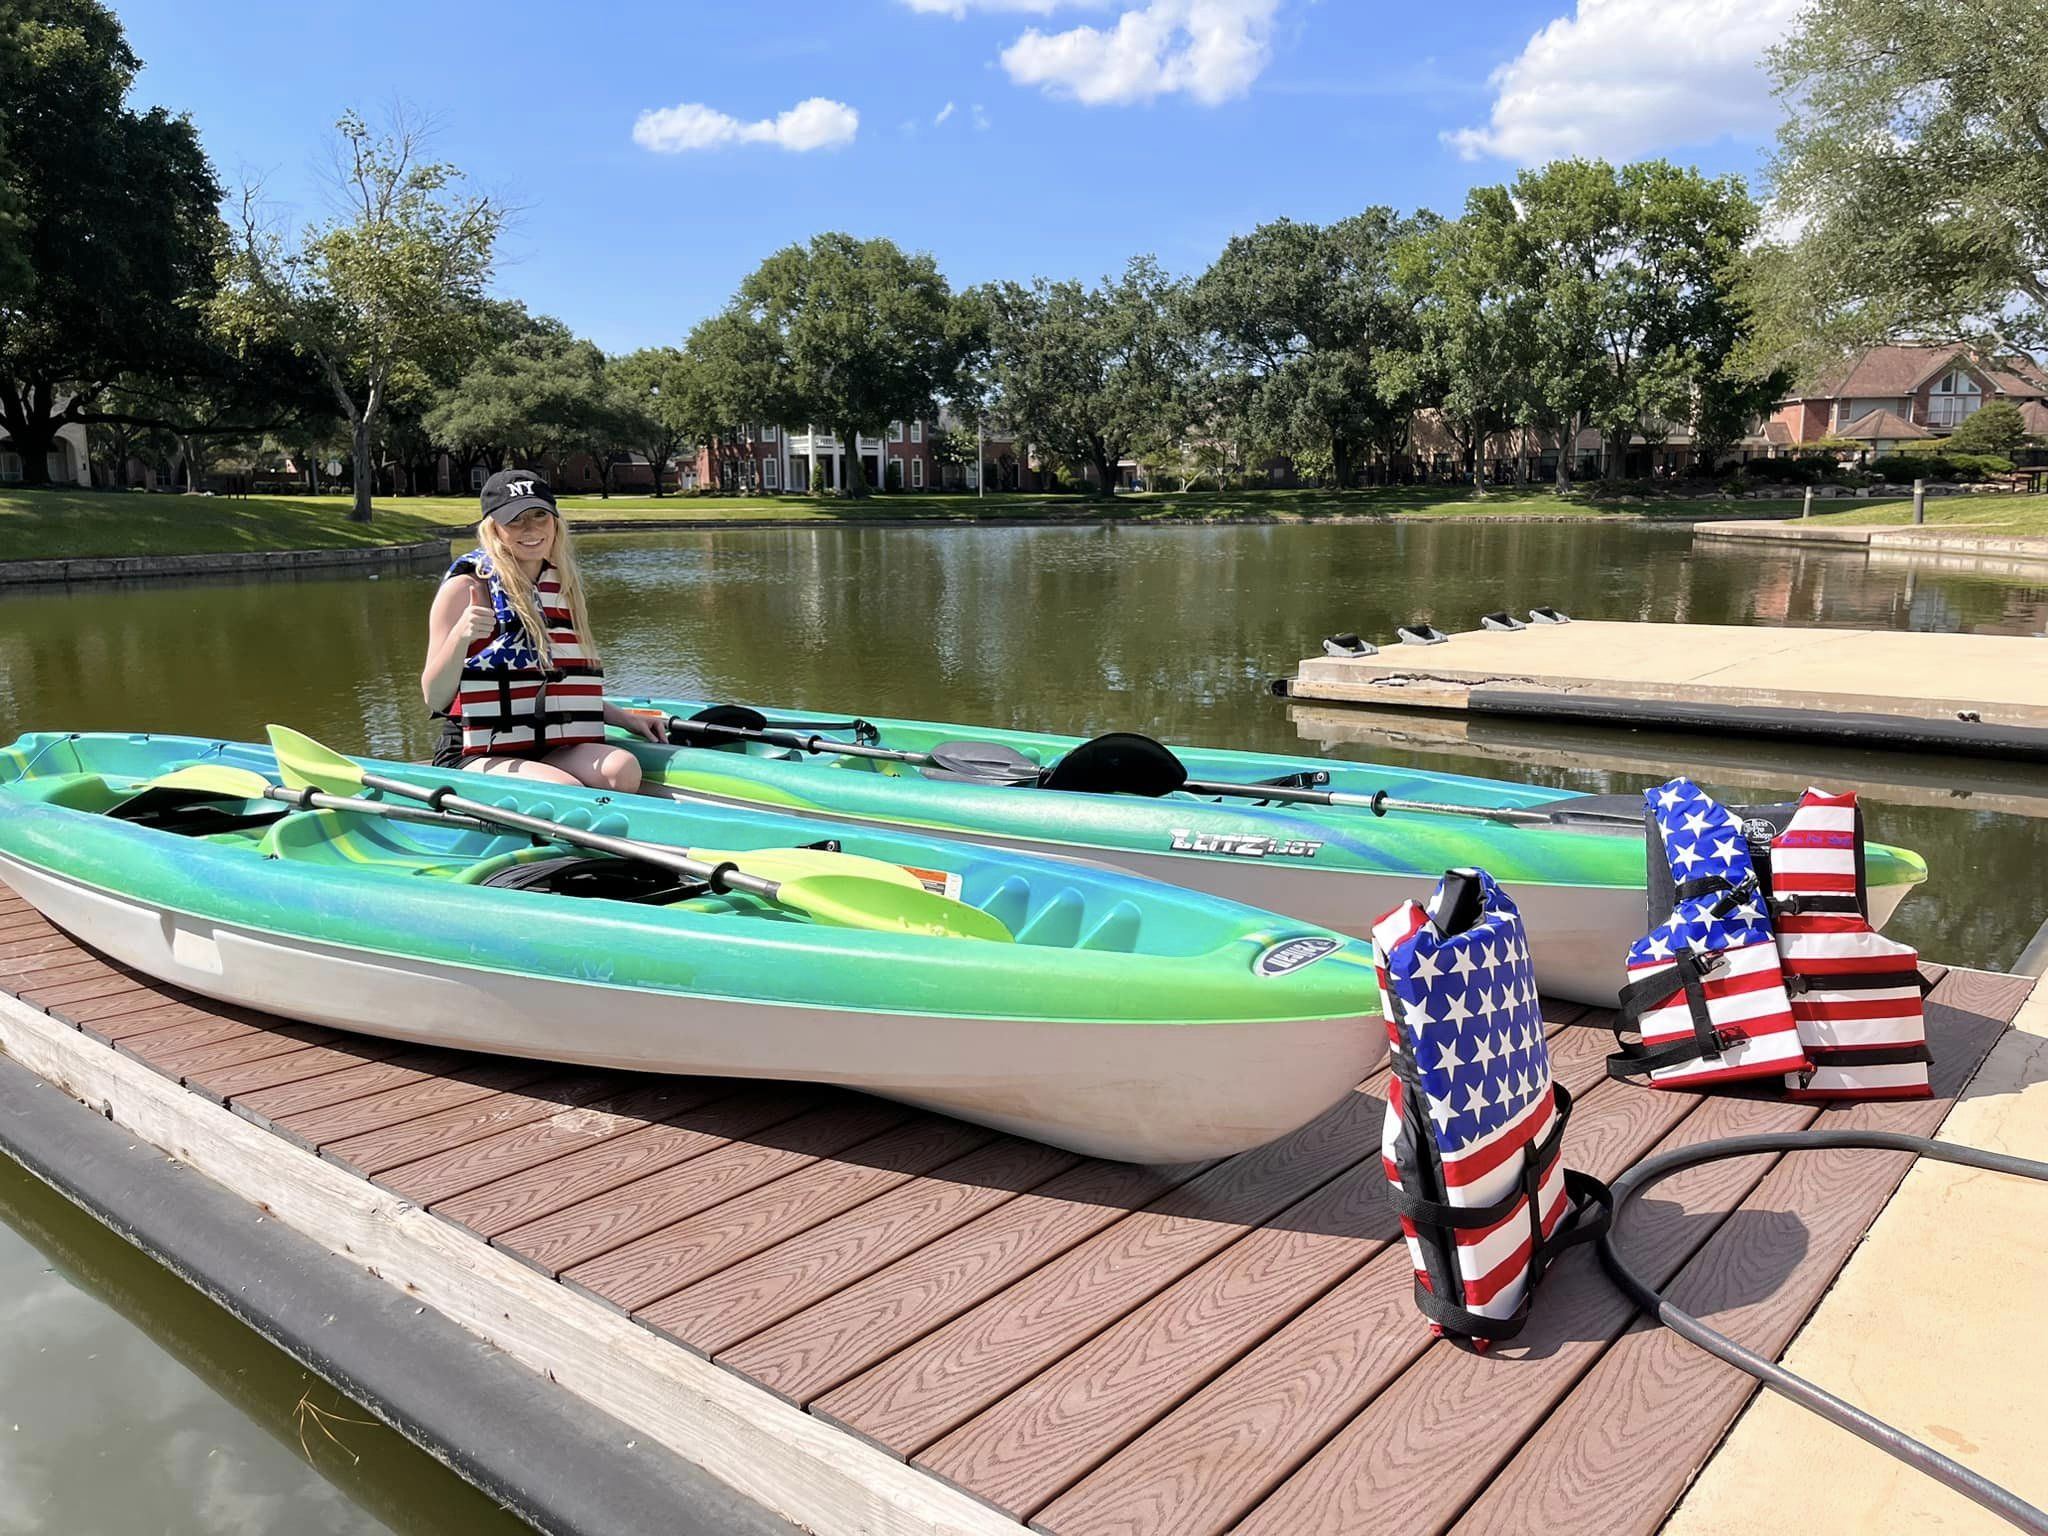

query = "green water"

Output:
[[1, 517, 2045, 1528]]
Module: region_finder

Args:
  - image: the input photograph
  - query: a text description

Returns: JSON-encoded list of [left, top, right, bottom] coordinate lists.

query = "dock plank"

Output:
[[716, 1156, 1212, 1407], [56, 988, 198, 1029], [269, 1061, 560, 1150], [378, 1080, 722, 1207], [643, 1135, 1079, 1360], [502, 1098, 916, 1282], [320, 1072, 621, 1178], [1445, 970, 2022, 1536], [431, 1089, 820, 1240], [569, 1116, 998, 1313], [149, 1023, 350, 1082], [230, 1048, 476, 1126], [925, 1022, 1610, 1522], [183, 1036, 413, 1104]]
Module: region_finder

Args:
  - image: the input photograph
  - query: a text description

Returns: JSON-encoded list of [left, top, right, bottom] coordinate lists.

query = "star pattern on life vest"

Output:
[[462, 550, 544, 670], [1383, 875, 1550, 1152], [1628, 776, 1774, 967]]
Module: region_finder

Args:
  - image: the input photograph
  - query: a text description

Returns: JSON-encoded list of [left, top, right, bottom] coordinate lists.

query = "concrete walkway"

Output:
[[1694, 518, 2048, 569], [1666, 974, 2048, 1536]]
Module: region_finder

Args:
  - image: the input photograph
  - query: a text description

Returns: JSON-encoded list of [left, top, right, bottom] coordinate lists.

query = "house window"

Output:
[[0, 451, 19, 483], [888, 421, 903, 442], [911, 458, 924, 488], [470, 465, 487, 490], [761, 423, 778, 442], [1929, 371, 1983, 429], [763, 458, 779, 489], [910, 420, 923, 444]]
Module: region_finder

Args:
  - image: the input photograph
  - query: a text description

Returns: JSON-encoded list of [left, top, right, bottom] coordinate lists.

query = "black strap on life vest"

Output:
[[1382, 1084, 1613, 1348], [1607, 877, 1770, 1084]]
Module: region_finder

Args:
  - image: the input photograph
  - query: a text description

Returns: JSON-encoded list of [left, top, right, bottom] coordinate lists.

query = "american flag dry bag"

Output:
[[1759, 789, 1932, 1101], [450, 551, 606, 758], [1607, 778, 1808, 1089], [1375, 868, 1610, 1348]]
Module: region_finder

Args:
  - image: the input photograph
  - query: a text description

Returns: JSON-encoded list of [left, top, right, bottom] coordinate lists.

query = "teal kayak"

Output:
[[606, 696, 1931, 1008], [0, 731, 1384, 1162]]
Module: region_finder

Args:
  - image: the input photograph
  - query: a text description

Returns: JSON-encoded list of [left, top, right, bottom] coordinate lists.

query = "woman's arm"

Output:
[[602, 700, 667, 743], [421, 575, 494, 712]]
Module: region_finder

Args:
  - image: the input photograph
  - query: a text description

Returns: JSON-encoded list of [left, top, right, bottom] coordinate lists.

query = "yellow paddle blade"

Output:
[[772, 873, 1014, 942], [688, 846, 926, 892], [130, 764, 274, 800], [267, 724, 366, 795]]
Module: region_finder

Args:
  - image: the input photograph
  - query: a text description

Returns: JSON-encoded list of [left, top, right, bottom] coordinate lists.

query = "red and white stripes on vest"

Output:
[[1374, 869, 1609, 1347], [1767, 789, 1931, 1101], [447, 551, 606, 758]]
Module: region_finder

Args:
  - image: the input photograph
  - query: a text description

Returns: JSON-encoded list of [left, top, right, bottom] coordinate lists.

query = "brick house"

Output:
[[682, 415, 1040, 495], [1771, 344, 2048, 449]]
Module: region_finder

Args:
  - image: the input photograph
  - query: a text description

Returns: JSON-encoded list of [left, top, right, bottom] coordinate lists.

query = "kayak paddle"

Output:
[[264, 726, 1013, 942]]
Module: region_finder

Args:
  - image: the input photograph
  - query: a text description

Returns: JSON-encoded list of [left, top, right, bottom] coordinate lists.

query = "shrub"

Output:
[[811, 460, 829, 494], [1946, 452, 2014, 480], [1943, 401, 2030, 456], [884, 459, 903, 492]]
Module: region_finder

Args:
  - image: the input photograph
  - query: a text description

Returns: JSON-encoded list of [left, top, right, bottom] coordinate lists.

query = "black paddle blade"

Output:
[[1038, 733, 1189, 797], [681, 704, 772, 742], [920, 741, 1043, 786]]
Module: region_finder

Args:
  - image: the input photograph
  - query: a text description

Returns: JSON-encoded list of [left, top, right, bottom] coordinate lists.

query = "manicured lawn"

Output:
[[1, 487, 451, 561], [9, 482, 1919, 561], [1800, 492, 2048, 534]]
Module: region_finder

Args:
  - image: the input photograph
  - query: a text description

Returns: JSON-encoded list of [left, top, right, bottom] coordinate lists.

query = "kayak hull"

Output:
[[0, 852, 1372, 1163]]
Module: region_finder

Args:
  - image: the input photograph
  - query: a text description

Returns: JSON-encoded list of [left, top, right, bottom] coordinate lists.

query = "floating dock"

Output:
[[0, 883, 2038, 1535], [1280, 620, 2048, 759]]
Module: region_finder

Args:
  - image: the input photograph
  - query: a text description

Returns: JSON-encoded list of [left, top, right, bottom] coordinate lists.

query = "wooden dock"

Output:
[[0, 882, 2032, 1536], [1281, 620, 2048, 759]]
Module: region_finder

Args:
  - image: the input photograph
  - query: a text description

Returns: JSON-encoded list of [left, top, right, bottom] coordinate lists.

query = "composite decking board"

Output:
[[0, 953, 113, 990], [22, 972, 160, 1009], [584, 1116, 1002, 1314], [1446, 969, 2021, 1536], [0, 933, 77, 963], [148, 1023, 349, 1080], [270, 1061, 562, 1151], [76, 1000, 219, 1040], [1228, 1092, 1825, 1536], [643, 1135, 1083, 1361], [113, 1014, 266, 1062], [229, 1048, 477, 1126], [182, 1036, 414, 1105], [319, 1071, 623, 1179], [380, 1080, 726, 1208], [1026, 1044, 1704, 1536], [56, 987, 199, 1029], [807, 1060, 1440, 1461], [715, 1155, 1216, 1408], [503, 1098, 918, 1282], [432, 1088, 822, 1241], [921, 1021, 1615, 1523], [0, 912, 52, 939]]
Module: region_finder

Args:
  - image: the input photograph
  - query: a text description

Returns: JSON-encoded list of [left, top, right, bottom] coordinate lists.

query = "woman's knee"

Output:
[[598, 749, 642, 793]]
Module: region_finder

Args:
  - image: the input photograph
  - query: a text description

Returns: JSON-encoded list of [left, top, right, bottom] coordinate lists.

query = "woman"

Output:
[[421, 469, 661, 790]]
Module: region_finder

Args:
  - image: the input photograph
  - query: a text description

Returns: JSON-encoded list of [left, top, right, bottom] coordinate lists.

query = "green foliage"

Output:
[[1869, 453, 2013, 482], [986, 255, 1195, 496], [1941, 400, 2031, 455], [610, 346, 691, 494], [810, 458, 829, 494], [421, 317, 604, 468], [212, 108, 504, 520], [1193, 211, 1421, 485], [0, 0, 222, 483], [1765, 0, 2048, 353], [884, 458, 903, 491], [705, 233, 958, 498]]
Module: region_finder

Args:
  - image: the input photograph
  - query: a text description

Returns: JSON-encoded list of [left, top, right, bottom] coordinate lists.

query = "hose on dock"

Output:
[[1599, 1129, 2048, 1535]]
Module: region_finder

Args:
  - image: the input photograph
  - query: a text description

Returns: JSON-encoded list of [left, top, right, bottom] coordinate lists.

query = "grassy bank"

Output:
[[5, 482, 1882, 561], [1800, 492, 2048, 535], [1, 487, 451, 561]]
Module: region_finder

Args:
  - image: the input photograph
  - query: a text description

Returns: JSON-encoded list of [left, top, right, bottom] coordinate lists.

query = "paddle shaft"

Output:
[[357, 770, 783, 901], [668, 716, 926, 768], [262, 785, 504, 835]]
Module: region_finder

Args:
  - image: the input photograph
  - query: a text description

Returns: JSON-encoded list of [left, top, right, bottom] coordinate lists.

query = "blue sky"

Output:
[[112, 0, 1803, 354]]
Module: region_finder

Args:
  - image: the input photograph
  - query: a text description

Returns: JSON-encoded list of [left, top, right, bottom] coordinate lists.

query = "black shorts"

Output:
[[431, 716, 562, 770]]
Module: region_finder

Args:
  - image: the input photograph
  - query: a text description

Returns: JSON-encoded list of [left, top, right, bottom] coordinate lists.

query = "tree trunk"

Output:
[[1091, 438, 1117, 497], [836, 426, 870, 498], [1332, 433, 1353, 490], [649, 451, 666, 497], [0, 381, 61, 487], [179, 435, 200, 492], [1556, 415, 1574, 492], [350, 413, 373, 521], [1469, 430, 1486, 496], [1603, 433, 1625, 481]]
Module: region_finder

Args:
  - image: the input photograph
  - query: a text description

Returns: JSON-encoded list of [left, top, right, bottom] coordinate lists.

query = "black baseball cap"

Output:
[[480, 469, 558, 524]]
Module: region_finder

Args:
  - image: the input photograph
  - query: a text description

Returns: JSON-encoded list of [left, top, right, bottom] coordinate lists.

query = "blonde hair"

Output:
[[475, 514, 602, 670]]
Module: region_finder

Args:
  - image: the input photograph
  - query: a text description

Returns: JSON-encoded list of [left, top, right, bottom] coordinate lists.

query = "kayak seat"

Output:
[[257, 809, 477, 876], [1038, 733, 1186, 797], [469, 854, 711, 906], [916, 741, 1043, 787]]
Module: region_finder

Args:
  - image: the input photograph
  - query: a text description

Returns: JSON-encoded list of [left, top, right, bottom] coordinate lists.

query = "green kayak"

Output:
[[606, 696, 1931, 1008], [0, 730, 1384, 1163]]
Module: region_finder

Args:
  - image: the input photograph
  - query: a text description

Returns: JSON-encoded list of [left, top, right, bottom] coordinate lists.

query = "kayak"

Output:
[[0, 731, 1383, 1163], [606, 696, 1931, 1008]]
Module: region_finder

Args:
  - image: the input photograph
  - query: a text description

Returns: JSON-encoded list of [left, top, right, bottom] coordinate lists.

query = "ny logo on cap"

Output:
[[505, 480, 535, 499]]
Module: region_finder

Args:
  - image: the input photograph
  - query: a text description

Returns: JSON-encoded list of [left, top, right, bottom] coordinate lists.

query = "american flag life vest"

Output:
[[447, 551, 606, 758], [1374, 868, 1610, 1348], [1607, 778, 1808, 1089], [1761, 789, 1931, 1101]]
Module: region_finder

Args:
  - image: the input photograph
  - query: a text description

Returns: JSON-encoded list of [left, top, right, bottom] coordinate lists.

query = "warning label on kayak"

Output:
[[1254, 936, 1344, 976], [902, 865, 964, 901]]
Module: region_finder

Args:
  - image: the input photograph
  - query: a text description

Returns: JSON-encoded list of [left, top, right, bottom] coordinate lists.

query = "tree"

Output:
[[986, 256, 1194, 496], [1194, 212, 1420, 488], [612, 347, 692, 496], [1943, 399, 2032, 456], [0, 0, 221, 485], [423, 319, 610, 477], [214, 108, 505, 521], [1766, 0, 2048, 355], [713, 233, 959, 498]]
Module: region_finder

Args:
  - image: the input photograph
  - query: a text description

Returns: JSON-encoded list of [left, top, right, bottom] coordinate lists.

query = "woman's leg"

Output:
[[464, 755, 583, 786], [540, 742, 644, 793]]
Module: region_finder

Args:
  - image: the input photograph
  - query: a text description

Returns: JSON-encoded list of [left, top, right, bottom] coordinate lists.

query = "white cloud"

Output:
[[632, 96, 859, 153], [1447, 0, 1803, 163], [999, 0, 1278, 105], [972, 102, 992, 130], [934, 100, 957, 124]]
